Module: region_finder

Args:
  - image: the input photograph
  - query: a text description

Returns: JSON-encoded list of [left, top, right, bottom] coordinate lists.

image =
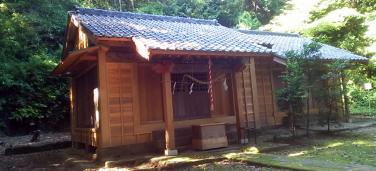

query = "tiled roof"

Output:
[[239, 30, 368, 61], [70, 8, 272, 56]]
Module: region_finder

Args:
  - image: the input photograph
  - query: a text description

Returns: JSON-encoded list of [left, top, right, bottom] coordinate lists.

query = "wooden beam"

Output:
[[79, 24, 98, 45], [106, 52, 140, 62], [97, 46, 110, 148], [134, 116, 236, 134], [249, 57, 261, 129], [77, 25, 89, 50], [69, 78, 77, 146], [162, 72, 177, 155]]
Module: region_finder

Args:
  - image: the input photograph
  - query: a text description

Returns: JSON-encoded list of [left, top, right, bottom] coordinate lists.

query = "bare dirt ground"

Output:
[[171, 160, 289, 171], [0, 132, 95, 171], [0, 148, 97, 171], [0, 132, 70, 155], [1, 123, 376, 170]]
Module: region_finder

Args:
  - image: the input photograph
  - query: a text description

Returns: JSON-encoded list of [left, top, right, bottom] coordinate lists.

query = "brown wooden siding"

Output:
[[74, 67, 98, 128], [255, 59, 275, 127], [105, 62, 152, 146], [233, 58, 258, 132], [138, 64, 164, 123]]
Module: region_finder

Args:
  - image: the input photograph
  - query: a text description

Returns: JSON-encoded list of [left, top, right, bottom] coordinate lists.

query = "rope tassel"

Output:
[[208, 58, 214, 111]]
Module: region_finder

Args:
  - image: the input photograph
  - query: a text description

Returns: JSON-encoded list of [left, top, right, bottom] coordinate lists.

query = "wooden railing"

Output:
[[72, 128, 97, 147]]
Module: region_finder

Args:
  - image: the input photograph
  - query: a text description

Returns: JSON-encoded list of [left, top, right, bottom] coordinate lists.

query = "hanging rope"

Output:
[[208, 58, 214, 111], [182, 74, 225, 84]]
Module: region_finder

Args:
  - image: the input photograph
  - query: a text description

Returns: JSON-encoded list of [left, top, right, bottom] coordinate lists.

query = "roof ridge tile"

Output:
[[71, 7, 219, 26], [238, 29, 301, 37]]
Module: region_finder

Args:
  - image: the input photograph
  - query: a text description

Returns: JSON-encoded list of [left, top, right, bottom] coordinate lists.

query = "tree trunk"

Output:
[[328, 94, 332, 133], [289, 104, 296, 137], [130, 0, 135, 10], [119, 0, 122, 11], [306, 89, 310, 136], [341, 73, 350, 122]]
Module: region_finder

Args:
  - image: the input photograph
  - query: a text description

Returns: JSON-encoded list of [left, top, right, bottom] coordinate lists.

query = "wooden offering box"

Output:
[[192, 123, 228, 150]]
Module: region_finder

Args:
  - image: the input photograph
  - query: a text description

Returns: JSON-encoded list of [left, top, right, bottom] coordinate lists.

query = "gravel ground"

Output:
[[0, 132, 70, 155]]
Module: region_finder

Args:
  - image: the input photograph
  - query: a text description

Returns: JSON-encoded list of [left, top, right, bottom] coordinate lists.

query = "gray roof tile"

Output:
[[239, 30, 368, 61], [71, 8, 272, 55]]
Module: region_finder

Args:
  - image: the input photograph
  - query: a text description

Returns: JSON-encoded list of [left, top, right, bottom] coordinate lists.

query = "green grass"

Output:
[[225, 127, 376, 170], [150, 127, 376, 170], [269, 128, 376, 167], [350, 105, 376, 116]]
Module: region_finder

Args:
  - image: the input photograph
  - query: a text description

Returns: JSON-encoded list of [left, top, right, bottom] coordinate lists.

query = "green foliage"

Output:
[[78, 0, 286, 28], [237, 11, 261, 29], [278, 51, 305, 107], [277, 49, 306, 135], [304, 8, 371, 55], [136, 1, 165, 15], [277, 42, 323, 109], [304, 1, 375, 116], [0, 0, 288, 133], [277, 42, 352, 133], [318, 60, 349, 129], [0, 0, 72, 132], [351, 106, 376, 117], [310, 0, 376, 21]]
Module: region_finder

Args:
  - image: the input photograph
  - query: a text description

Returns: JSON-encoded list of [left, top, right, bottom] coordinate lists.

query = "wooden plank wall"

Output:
[[271, 68, 287, 124], [104, 62, 151, 147], [75, 68, 97, 128], [255, 59, 277, 127], [137, 64, 164, 123], [234, 62, 256, 130], [212, 72, 235, 117], [71, 67, 98, 146]]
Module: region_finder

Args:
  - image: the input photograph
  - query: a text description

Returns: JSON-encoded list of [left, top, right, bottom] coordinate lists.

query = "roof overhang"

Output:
[[273, 57, 286, 65], [131, 37, 275, 60], [53, 46, 99, 76]]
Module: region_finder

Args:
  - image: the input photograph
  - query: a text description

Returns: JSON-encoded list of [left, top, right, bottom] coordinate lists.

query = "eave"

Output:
[[52, 46, 99, 76]]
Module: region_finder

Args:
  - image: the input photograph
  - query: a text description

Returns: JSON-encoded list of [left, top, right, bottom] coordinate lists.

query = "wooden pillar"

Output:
[[69, 78, 77, 148], [270, 65, 278, 126], [233, 71, 247, 144], [97, 46, 110, 148], [250, 57, 260, 129], [162, 72, 177, 156]]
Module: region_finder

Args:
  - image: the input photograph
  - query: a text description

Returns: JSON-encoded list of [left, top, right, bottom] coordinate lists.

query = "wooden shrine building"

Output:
[[53, 8, 367, 157]]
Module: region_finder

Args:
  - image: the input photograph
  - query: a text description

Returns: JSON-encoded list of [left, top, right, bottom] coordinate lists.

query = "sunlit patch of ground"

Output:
[[2, 126, 376, 170], [169, 160, 289, 171], [268, 126, 376, 167]]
